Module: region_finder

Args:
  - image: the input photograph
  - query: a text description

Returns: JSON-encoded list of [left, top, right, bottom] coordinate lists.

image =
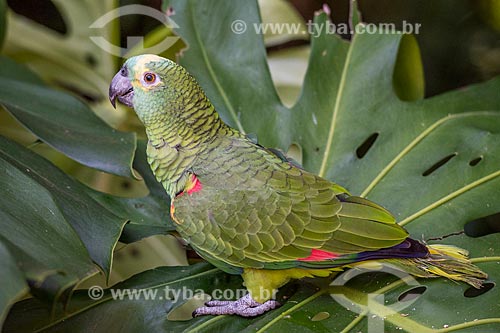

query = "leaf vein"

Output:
[[188, 2, 244, 133], [361, 111, 500, 197], [34, 267, 221, 332], [318, 33, 357, 177], [399, 169, 500, 226]]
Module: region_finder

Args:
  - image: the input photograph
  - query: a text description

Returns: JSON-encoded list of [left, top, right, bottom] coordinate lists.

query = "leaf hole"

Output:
[[469, 156, 483, 167], [464, 282, 495, 298], [422, 153, 457, 176], [398, 286, 427, 302], [7, 0, 68, 35], [356, 133, 379, 159], [286, 143, 303, 166], [464, 212, 500, 237]]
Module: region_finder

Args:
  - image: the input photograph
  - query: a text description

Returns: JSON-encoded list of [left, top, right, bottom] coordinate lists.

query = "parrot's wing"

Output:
[[172, 136, 408, 271]]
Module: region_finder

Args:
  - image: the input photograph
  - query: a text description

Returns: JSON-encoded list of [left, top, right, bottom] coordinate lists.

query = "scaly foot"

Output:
[[193, 294, 280, 317]]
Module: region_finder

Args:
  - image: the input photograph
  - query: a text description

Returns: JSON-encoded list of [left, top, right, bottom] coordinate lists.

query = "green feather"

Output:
[[112, 54, 487, 305]]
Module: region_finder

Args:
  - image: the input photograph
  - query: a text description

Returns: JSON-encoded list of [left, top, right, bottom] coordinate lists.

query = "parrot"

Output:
[[109, 54, 487, 317]]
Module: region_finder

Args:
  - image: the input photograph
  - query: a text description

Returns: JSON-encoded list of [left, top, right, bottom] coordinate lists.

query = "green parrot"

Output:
[[109, 54, 487, 317]]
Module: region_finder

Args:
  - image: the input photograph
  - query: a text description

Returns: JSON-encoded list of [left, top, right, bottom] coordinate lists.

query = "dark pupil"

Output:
[[145, 74, 154, 82]]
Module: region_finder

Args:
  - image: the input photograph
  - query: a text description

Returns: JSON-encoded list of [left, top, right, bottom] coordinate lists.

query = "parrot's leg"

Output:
[[193, 268, 318, 317], [192, 294, 280, 317]]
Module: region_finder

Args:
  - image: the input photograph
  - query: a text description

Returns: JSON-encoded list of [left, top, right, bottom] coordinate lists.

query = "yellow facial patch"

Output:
[[131, 54, 164, 91]]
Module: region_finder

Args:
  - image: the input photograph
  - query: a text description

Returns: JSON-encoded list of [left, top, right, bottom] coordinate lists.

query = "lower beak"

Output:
[[109, 70, 134, 108]]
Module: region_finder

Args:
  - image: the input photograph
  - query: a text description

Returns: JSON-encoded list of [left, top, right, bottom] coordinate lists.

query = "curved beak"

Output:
[[109, 67, 134, 108]]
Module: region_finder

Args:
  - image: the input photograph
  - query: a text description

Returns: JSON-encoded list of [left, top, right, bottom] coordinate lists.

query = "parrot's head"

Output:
[[109, 54, 207, 127]]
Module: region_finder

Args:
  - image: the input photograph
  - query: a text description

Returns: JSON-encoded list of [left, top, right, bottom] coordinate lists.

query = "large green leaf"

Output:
[[0, 243, 28, 328], [0, 138, 98, 328], [0, 135, 123, 277], [0, 57, 137, 178], [4, 0, 500, 332], [89, 140, 175, 244], [8, 263, 500, 332], [0, 56, 44, 85], [0, 134, 177, 328], [3, 263, 234, 332], [0, 134, 176, 272], [167, 0, 288, 134]]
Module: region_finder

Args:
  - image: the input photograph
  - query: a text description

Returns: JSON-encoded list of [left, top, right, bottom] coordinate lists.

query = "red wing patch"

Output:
[[186, 174, 202, 195], [175, 174, 203, 198], [298, 249, 339, 261]]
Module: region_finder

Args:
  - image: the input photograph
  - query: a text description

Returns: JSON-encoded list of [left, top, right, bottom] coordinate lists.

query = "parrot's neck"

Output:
[[140, 89, 240, 197], [134, 65, 244, 196], [143, 86, 236, 147]]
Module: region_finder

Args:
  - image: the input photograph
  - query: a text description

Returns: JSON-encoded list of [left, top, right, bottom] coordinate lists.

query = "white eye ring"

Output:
[[141, 72, 160, 86]]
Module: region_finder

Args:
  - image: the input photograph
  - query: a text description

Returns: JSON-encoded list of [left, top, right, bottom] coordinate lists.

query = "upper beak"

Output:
[[109, 67, 134, 108]]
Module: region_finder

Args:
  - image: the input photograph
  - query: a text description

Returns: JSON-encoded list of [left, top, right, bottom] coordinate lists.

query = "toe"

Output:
[[192, 296, 281, 317]]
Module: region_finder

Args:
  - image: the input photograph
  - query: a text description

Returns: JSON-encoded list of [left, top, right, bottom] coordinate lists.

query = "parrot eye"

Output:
[[144, 73, 155, 82], [141, 72, 160, 86]]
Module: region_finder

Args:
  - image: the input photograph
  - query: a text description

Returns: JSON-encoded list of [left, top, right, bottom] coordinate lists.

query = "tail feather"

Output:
[[386, 244, 487, 289], [298, 238, 487, 289]]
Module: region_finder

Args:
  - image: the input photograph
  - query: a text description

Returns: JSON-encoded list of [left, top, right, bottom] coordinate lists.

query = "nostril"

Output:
[[120, 67, 128, 77]]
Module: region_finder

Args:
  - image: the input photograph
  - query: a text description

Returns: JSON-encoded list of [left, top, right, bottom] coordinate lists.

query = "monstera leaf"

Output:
[[0, 132, 176, 323], [0, 56, 137, 178], [3, 0, 117, 100], [3, 0, 500, 332]]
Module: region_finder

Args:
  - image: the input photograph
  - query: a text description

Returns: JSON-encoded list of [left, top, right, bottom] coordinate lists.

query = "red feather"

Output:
[[298, 249, 339, 261], [187, 175, 202, 195]]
